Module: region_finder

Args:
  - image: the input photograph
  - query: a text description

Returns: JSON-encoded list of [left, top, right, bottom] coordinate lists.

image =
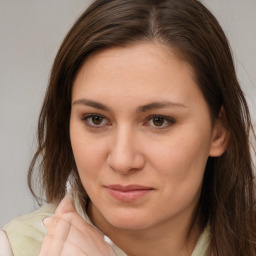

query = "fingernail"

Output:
[[42, 217, 51, 226]]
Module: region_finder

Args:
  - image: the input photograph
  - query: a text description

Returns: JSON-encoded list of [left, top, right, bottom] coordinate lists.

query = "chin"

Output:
[[111, 219, 150, 231], [104, 210, 152, 231]]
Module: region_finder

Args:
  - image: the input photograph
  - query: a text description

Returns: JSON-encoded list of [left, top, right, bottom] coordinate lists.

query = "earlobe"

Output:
[[209, 107, 230, 157]]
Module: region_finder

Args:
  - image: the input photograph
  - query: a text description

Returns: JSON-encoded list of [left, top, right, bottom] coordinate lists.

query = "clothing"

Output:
[[1, 196, 210, 256], [1, 204, 55, 256]]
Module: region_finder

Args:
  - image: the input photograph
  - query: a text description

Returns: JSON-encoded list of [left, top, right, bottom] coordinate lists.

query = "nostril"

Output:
[[106, 131, 145, 173], [107, 151, 145, 174]]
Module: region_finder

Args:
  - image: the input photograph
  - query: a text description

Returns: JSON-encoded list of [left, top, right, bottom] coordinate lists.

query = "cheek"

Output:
[[147, 126, 212, 197], [145, 140, 208, 216], [72, 141, 105, 174], [149, 134, 210, 177], [70, 123, 107, 183], [71, 137, 107, 197]]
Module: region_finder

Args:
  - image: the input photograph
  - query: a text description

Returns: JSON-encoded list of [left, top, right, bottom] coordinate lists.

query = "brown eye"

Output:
[[91, 115, 103, 125], [82, 114, 108, 127], [146, 115, 175, 129], [152, 117, 165, 126]]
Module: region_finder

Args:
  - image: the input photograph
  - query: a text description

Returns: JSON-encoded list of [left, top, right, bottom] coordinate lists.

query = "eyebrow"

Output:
[[136, 101, 187, 112], [72, 99, 187, 112], [73, 99, 110, 111]]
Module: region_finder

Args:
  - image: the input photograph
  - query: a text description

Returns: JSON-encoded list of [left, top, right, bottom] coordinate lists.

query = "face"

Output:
[[70, 43, 223, 233]]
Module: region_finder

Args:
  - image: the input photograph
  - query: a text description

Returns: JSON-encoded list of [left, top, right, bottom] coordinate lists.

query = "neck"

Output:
[[87, 203, 200, 256]]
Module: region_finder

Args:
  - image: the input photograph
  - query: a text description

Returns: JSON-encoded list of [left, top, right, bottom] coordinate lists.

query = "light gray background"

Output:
[[0, 0, 255, 228]]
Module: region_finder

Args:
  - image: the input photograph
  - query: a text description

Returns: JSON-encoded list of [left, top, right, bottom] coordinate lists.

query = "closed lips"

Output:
[[105, 184, 153, 191], [105, 184, 153, 202]]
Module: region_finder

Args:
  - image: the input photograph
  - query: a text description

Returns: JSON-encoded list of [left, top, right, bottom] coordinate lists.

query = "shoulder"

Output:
[[2, 203, 57, 256], [0, 230, 13, 256]]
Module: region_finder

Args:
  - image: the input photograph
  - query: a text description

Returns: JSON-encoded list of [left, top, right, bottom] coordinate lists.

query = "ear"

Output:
[[209, 106, 230, 157]]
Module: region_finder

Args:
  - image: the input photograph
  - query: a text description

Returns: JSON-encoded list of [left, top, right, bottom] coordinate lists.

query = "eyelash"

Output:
[[81, 114, 109, 128], [145, 115, 175, 128], [81, 114, 175, 129]]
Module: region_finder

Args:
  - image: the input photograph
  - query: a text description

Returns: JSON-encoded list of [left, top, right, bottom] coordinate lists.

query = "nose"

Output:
[[106, 127, 145, 174]]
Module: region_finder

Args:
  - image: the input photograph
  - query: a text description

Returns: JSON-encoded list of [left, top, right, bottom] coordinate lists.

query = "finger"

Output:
[[42, 216, 52, 230], [53, 195, 102, 238], [44, 215, 71, 241], [39, 234, 64, 256], [43, 196, 102, 243], [40, 215, 80, 256], [41, 216, 116, 256], [55, 193, 77, 216], [43, 194, 117, 255]]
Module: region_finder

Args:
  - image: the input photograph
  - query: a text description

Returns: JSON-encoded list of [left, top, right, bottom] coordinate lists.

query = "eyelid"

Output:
[[81, 113, 175, 129], [144, 115, 175, 129], [81, 113, 110, 128]]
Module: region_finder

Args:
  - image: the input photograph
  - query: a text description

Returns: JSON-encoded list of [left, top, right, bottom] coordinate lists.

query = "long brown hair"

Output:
[[28, 0, 256, 254]]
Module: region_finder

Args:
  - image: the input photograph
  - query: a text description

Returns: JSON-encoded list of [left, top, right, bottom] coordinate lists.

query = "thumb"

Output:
[[55, 193, 77, 217]]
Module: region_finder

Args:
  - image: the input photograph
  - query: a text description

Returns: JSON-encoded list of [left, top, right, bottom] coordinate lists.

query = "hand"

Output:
[[39, 194, 117, 256]]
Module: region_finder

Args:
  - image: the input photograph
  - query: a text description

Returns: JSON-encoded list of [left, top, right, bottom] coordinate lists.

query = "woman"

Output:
[[1, 0, 255, 255]]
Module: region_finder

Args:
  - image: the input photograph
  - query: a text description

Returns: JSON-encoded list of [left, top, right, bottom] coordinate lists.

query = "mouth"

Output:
[[105, 184, 154, 202]]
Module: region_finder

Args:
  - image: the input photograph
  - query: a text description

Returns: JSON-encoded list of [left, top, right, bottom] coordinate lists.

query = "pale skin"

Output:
[[40, 42, 229, 256], [40, 194, 116, 256]]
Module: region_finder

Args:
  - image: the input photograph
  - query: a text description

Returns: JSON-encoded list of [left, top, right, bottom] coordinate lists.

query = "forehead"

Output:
[[72, 42, 201, 109]]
